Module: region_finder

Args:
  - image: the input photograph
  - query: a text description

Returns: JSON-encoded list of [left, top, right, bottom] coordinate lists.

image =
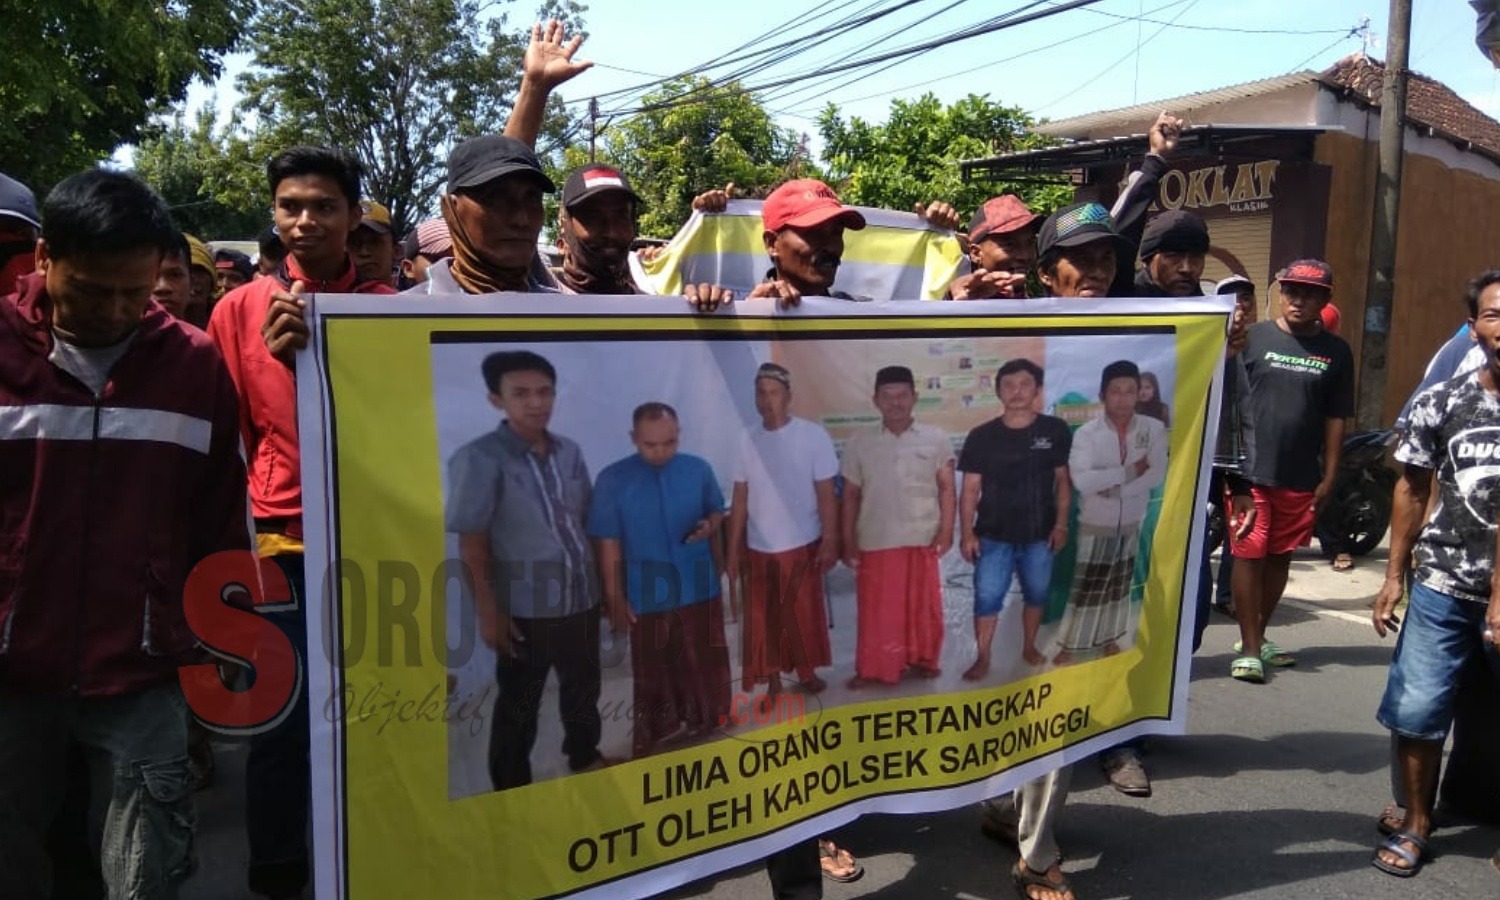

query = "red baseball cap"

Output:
[[761, 179, 866, 233], [967, 195, 1042, 242]]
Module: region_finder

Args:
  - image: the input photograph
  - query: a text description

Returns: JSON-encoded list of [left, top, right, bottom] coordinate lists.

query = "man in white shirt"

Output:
[[727, 362, 840, 700], [1055, 360, 1168, 664]]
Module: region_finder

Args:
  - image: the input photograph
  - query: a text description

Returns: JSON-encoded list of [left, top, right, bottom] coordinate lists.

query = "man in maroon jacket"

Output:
[[0, 169, 249, 898]]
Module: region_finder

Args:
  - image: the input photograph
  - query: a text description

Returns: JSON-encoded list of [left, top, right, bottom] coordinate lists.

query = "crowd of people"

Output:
[[1, 18, 1498, 900]]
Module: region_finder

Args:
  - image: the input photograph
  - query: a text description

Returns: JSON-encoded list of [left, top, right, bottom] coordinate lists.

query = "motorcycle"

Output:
[[1206, 429, 1397, 556], [1316, 429, 1398, 556]]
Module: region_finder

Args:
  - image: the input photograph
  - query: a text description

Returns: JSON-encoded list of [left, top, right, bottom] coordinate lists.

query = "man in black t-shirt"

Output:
[[1228, 259, 1354, 683], [958, 358, 1073, 677]]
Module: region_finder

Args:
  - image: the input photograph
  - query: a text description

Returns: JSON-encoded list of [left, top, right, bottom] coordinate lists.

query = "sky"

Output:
[[177, 0, 1499, 154]]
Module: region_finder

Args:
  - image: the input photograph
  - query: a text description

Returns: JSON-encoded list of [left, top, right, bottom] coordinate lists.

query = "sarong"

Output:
[[854, 546, 943, 683], [741, 541, 831, 689], [1056, 524, 1139, 655]]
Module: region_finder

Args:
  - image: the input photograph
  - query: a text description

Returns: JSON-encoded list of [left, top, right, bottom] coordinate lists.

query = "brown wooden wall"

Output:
[[1316, 132, 1500, 424]]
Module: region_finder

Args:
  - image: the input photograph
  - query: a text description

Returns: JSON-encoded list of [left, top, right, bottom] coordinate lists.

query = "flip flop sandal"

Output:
[[818, 839, 863, 883], [1371, 829, 1428, 878], [1230, 655, 1265, 683], [1332, 553, 1355, 571], [1011, 860, 1075, 900], [1232, 639, 1296, 667]]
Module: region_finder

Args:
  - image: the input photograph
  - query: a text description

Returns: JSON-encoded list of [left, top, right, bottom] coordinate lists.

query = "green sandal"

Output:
[[1230, 655, 1266, 683], [1232, 639, 1296, 667]]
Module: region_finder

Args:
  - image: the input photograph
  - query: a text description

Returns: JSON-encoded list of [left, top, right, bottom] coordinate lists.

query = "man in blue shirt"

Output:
[[589, 402, 731, 758]]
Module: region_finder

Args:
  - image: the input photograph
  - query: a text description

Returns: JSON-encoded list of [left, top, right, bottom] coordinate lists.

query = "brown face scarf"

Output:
[[440, 194, 531, 294], [557, 211, 636, 295]]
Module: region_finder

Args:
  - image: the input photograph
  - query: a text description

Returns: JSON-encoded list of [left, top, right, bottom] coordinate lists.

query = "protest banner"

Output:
[[629, 199, 966, 300], [294, 293, 1230, 900]]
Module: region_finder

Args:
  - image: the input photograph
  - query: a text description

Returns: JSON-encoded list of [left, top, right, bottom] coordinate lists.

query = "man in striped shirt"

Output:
[[445, 350, 610, 790]]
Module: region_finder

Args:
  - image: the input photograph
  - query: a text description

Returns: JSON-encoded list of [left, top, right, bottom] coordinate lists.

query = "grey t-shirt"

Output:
[[1395, 371, 1500, 603], [50, 330, 134, 396]]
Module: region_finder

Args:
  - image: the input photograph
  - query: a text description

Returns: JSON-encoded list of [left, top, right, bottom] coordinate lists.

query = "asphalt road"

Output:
[[182, 546, 1500, 899]]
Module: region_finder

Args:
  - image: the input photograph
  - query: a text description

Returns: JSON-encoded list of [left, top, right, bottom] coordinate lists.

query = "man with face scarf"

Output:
[[554, 165, 641, 295], [413, 134, 561, 296]]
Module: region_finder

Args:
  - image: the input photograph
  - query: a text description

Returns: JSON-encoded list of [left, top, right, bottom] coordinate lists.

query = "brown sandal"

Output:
[[818, 839, 863, 883]]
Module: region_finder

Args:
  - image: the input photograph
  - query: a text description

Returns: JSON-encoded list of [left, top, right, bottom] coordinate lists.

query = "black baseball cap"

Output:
[[562, 165, 642, 211], [1139, 210, 1210, 259], [1036, 202, 1128, 256], [0, 171, 40, 230], [446, 135, 556, 195], [1276, 259, 1334, 290], [213, 248, 254, 279]]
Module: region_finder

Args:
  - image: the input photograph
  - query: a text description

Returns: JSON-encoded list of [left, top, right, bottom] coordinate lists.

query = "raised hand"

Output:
[[524, 19, 594, 91]]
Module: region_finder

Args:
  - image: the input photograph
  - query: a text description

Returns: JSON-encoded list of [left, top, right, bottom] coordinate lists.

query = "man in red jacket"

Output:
[[0, 169, 250, 898], [209, 145, 394, 900]]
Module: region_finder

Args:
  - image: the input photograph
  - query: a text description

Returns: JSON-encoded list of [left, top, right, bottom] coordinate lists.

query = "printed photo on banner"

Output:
[[431, 329, 1178, 801], [296, 294, 1227, 900]]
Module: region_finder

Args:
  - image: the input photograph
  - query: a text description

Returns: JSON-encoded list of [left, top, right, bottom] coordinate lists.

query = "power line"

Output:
[[579, 0, 875, 103], [609, 0, 1113, 118], [579, 0, 916, 109], [1287, 31, 1359, 73], [1046, 0, 1356, 35], [599, 0, 949, 120], [1031, 0, 1202, 114], [754, 0, 990, 110], [775, 0, 1193, 116]]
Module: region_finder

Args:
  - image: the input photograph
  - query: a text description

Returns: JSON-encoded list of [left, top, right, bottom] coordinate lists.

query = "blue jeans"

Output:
[[973, 539, 1053, 618], [1377, 580, 1500, 742], [0, 683, 196, 899]]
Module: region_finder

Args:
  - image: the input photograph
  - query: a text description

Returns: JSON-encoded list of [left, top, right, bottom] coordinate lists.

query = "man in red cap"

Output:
[[947, 194, 1042, 300], [749, 179, 869, 304], [1229, 259, 1353, 683]]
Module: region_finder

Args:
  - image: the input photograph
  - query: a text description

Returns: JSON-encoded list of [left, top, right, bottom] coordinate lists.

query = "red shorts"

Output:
[[1228, 485, 1316, 559]]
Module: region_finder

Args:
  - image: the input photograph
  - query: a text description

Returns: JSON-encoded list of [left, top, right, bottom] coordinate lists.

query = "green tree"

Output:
[[599, 78, 811, 238], [0, 0, 249, 194], [134, 109, 271, 239], [818, 93, 1069, 220], [236, 0, 584, 235]]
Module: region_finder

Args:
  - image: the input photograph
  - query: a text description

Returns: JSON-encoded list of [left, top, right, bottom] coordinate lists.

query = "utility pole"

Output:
[[588, 98, 599, 163], [1355, 0, 1412, 429]]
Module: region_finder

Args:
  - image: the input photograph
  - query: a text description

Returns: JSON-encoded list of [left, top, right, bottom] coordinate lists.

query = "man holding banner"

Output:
[[840, 365, 955, 688], [980, 200, 1139, 900], [210, 145, 396, 900]]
